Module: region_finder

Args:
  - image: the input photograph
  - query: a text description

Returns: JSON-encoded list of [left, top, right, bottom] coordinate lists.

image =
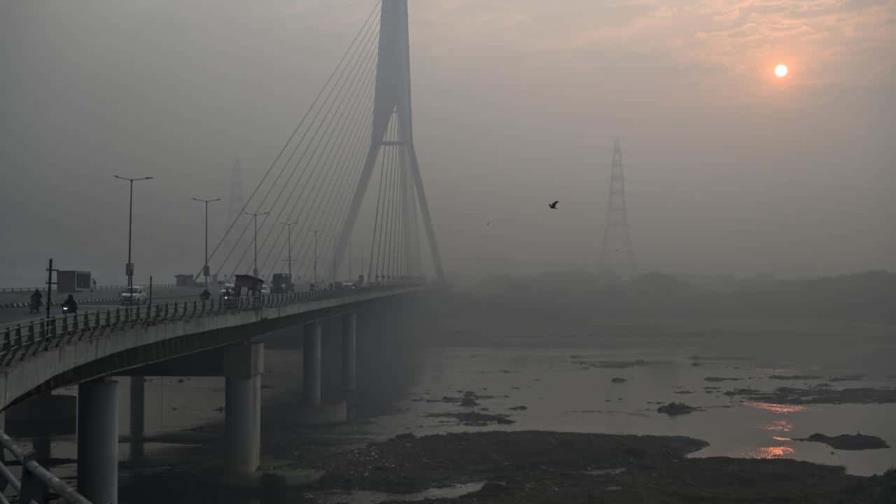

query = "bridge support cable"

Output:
[[367, 132, 389, 281], [227, 17, 380, 279], [248, 17, 382, 278], [399, 142, 410, 274], [378, 122, 396, 280], [371, 118, 397, 281], [254, 28, 381, 278], [388, 118, 403, 279], [263, 45, 381, 280], [208, 3, 380, 280], [265, 77, 379, 283], [331, 0, 445, 282], [388, 130, 403, 278], [401, 143, 418, 276], [380, 118, 401, 281], [399, 138, 412, 277], [384, 132, 398, 279], [208, 0, 443, 284]]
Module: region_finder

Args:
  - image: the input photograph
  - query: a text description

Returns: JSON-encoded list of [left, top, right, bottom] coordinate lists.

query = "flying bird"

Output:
[[549, 201, 559, 209]]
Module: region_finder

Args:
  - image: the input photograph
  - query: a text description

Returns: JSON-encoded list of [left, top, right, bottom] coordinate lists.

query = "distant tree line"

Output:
[[463, 270, 896, 323]]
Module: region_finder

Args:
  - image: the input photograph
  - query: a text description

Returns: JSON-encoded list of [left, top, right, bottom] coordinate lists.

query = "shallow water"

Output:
[[27, 321, 896, 501], [364, 344, 896, 476], [318, 482, 485, 504]]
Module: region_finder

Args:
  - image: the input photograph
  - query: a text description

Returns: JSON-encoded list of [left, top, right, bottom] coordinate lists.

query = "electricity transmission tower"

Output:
[[331, 0, 445, 282], [599, 139, 636, 277]]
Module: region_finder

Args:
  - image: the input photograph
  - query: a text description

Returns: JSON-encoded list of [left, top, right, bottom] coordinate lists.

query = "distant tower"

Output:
[[599, 140, 636, 277]]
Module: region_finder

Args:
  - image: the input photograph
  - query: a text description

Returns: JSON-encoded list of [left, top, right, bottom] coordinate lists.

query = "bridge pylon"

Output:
[[331, 0, 444, 282]]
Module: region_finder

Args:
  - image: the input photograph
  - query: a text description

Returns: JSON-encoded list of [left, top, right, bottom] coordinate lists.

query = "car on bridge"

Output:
[[119, 286, 147, 305], [219, 283, 240, 307]]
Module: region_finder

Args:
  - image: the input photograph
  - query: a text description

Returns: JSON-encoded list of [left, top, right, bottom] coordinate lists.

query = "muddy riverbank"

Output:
[[309, 431, 896, 503], [122, 430, 896, 503]]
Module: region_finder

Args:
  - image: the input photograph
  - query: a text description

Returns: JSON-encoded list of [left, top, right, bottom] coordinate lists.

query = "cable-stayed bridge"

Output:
[[0, 2, 441, 503], [210, 0, 443, 288]]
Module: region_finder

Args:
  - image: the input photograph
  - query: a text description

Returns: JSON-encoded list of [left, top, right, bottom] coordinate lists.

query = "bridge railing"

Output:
[[0, 284, 177, 295], [0, 280, 424, 503], [0, 431, 91, 504], [0, 281, 423, 364]]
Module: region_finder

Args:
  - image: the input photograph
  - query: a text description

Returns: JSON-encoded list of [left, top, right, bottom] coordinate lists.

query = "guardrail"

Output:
[[0, 281, 424, 503], [0, 431, 91, 504], [0, 283, 421, 364], [0, 285, 177, 295], [1, 292, 204, 311]]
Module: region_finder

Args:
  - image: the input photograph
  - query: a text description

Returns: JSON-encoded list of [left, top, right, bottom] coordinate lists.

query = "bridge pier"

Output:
[[303, 321, 322, 407], [129, 376, 145, 460], [78, 379, 119, 504], [342, 312, 357, 393], [225, 343, 264, 477]]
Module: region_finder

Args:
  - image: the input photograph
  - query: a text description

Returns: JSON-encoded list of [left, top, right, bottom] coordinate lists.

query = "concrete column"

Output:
[[225, 343, 264, 477], [78, 379, 119, 504], [303, 321, 322, 407], [129, 376, 145, 460], [341, 312, 357, 393]]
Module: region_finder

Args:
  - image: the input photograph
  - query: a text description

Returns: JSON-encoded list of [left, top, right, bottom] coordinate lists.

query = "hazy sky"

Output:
[[1, 0, 894, 285]]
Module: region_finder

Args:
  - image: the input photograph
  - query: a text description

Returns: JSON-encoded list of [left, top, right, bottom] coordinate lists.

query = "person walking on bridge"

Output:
[[29, 289, 42, 314]]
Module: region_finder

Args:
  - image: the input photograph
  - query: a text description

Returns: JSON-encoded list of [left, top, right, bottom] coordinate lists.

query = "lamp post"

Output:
[[313, 229, 319, 286], [114, 175, 153, 293], [282, 221, 297, 289], [192, 197, 221, 289], [245, 211, 270, 277]]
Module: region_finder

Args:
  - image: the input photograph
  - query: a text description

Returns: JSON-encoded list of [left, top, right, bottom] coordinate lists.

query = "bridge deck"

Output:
[[0, 284, 424, 410]]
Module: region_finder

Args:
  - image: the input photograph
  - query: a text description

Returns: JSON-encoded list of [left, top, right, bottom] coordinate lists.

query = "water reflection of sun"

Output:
[[764, 419, 793, 433], [747, 402, 806, 414], [753, 446, 795, 459]]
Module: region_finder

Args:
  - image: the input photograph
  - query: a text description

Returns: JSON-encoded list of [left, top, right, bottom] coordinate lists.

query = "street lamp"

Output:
[[347, 241, 352, 279], [245, 211, 270, 278], [282, 221, 297, 289], [313, 229, 319, 286], [192, 197, 221, 290], [114, 175, 154, 292]]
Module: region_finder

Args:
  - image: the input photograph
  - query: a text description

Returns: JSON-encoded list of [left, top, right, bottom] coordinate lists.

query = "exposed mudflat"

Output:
[[306, 431, 896, 503], [119, 431, 896, 504], [314, 431, 707, 493], [798, 433, 890, 451], [425, 411, 515, 427], [656, 402, 701, 416], [725, 385, 896, 404], [571, 357, 651, 370]]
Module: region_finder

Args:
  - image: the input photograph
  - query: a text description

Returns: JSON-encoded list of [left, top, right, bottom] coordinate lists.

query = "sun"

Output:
[[774, 64, 789, 78]]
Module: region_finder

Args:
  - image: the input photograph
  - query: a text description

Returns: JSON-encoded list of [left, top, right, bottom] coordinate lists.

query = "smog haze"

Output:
[[1, 0, 894, 285]]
